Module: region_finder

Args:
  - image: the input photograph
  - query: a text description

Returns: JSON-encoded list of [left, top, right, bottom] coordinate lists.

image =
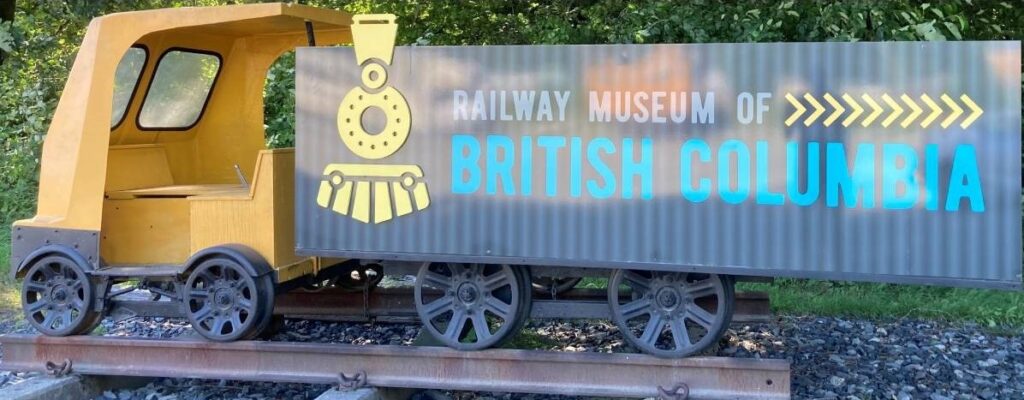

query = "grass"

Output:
[[582, 276, 1024, 332], [741, 279, 1024, 331]]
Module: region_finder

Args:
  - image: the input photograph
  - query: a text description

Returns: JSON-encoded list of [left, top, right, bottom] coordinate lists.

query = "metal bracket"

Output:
[[45, 359, 73, 378], [361, 271, 372, 320], [338, 370, 367, 391], [657, 383, 690, 400]]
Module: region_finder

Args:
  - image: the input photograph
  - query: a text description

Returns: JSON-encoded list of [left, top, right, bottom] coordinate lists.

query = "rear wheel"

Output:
[[414, 263, 530, 350], [608, 270, 734, 358], [184, 257, 270, 342], [21, 255, 101, 336], [245, 271, 277, 340]]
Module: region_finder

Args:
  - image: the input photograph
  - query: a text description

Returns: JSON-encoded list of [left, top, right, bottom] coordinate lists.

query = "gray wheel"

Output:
[[184, 257, 267, 342], [21, 255, 100, 336], [414, 263, 530, 350], [243, 273, 277, 340], [608, 270, 734, 358]]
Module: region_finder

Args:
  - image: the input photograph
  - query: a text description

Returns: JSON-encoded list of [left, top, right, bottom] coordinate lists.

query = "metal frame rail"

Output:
[[0, 335, 789, 399], [109, 288, 773, 324]]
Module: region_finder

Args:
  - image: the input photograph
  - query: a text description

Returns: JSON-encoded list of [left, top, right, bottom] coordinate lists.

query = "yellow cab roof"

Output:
[[27, 3, 355, 230], [97, 2, 352, 38]]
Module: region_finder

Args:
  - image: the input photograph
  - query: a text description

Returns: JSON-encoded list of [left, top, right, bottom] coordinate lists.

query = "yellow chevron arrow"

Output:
[[784, 93, 805, 127], [841, 93, 863, 127], [959, 94, 983, 129], [940, 94, 963, 129], [900, 94, 922, 128], [822, 93, 845, 127], [920, 94, 942, 128], [803, 93, 825, 126], [881, 94, 903, 128], [861, 94, 883, 127]]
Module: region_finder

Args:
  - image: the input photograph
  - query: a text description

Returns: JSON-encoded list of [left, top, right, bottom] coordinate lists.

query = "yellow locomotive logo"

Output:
[[316, 15, 429, 224]]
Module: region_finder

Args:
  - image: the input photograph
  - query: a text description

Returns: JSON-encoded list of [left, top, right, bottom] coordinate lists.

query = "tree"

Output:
[[0, 0, 13, 64]]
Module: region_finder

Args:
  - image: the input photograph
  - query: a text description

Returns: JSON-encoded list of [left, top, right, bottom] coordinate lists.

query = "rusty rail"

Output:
[[0, 334, 789, 399]]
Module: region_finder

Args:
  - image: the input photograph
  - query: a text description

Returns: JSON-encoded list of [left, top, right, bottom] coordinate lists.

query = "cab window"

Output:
[[110, 46, 147, 128], [138, 49, 221, 130]]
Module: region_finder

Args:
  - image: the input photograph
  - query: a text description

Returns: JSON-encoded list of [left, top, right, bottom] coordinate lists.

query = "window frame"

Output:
[[110, 44, 149, 131], [136, 47, 224, 132]]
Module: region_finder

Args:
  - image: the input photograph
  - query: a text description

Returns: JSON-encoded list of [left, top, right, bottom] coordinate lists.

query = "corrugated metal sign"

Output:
[[296, 38, 1021, 289]]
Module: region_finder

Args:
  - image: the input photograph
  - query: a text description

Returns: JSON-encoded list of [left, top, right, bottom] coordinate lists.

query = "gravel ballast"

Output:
[[1, 311, 1022, 399]]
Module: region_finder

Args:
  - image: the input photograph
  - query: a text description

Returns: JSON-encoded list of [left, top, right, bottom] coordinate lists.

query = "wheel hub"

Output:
[[456, 282, 480, 304], [213, 286, 236, 310], [655, 286, 681, 310]]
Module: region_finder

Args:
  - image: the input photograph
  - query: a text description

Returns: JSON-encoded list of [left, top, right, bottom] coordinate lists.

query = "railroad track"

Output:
[[108, 287, 773, 324], [0, 334, 790, 399], [1, 289, 784, 399]]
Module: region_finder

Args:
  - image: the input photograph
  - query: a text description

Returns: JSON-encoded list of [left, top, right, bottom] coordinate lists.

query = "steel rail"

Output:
[[0, 334, 789, 399], [109, 288, 771, 324]]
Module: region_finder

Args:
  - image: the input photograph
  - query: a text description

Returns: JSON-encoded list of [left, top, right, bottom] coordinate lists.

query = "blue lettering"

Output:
[[925, 144, 938, 210], [537, 136, 566, 197], [945, 145, 985, 212], [882, 143, 917, 209], [451, 135, 481, 194], [786, 141, 819, 206], [718, 140, 750, 204], [680, 139, 711, 202], [756, 141, 784, 205], [587, 138, 616, 198], [622, 137, 653, 200], [826, 143, 874, 208], [570, 137, 582, 197], [521, 136, 533, 196], [485, 135, 515, 195]]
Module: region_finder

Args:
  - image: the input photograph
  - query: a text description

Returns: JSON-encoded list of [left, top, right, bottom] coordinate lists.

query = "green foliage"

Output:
[[2, 0, 1022, 224], [264, 52, 296, 148]]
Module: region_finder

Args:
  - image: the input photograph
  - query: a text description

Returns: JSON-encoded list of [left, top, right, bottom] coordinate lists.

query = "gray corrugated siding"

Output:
[[295, 42, 1021, 289]]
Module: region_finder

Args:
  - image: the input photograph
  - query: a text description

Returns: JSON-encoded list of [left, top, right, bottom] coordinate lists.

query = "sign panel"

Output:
[[296, 29, 1021, 288]]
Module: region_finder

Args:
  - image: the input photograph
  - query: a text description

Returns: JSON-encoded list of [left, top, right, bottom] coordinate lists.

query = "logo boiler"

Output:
[[316, 15, 430, 224]]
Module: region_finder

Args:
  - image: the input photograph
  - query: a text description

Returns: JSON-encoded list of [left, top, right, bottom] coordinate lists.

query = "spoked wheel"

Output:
[[21, 255, 101, 336], [531, 276, 582, 296], [414, 263, 531, 350], [608, 270, 734, 358], [184, 257, 271, 342]]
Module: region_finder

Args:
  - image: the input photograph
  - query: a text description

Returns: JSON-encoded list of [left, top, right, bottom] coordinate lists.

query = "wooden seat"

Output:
[[106, 184, 247, 199]]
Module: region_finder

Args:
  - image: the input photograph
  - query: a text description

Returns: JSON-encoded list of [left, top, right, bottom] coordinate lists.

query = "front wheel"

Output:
[[608, 270, 734, 358], [21, 255, 102, 336]]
